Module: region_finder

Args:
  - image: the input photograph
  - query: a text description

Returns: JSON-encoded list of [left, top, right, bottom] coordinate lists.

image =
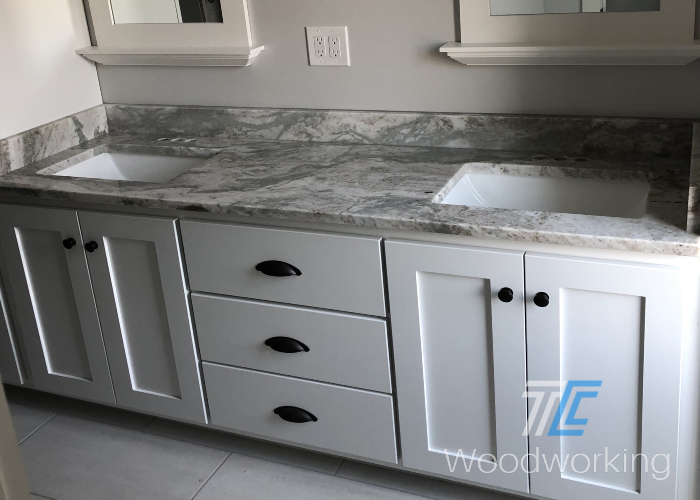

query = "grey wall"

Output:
[[97, 0, 700, 119]]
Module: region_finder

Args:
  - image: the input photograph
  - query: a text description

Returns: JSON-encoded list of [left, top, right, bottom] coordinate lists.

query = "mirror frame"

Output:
[[459, 0, 696, 45], [86, 0, 253, 49]]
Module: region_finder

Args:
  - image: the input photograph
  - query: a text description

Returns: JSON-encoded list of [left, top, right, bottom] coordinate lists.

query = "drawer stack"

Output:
[[180, 221, 397, 464]]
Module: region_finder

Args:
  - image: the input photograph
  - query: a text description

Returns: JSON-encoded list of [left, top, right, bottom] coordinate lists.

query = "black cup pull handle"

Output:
[[265, 337, 310, 353], [255, 261, 302, 277], [274, 406, 318, 423], [534, 292, 550, 308], [84, 241, 99, 253], [62, 238, 77, 250]]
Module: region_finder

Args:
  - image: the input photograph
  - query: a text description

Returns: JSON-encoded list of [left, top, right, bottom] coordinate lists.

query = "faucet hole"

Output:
[[553, 156, 568, 161], [574, 157, 590, 163], [532, 155, 548, 160]]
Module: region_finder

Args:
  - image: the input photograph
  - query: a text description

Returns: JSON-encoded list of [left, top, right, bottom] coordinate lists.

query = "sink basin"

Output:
[[50, 152, 203, 183], [440, 171, 650, 218]]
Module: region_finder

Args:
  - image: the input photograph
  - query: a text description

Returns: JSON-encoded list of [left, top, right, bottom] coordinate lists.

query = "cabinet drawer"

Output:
[[203, 363, 397, 464], [180, 221, 386, 317], [193, 294, 392, 393]]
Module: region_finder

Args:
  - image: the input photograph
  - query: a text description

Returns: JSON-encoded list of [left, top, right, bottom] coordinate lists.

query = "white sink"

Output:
[[51, 152, 203, 183], [441, 171, 650, 218]]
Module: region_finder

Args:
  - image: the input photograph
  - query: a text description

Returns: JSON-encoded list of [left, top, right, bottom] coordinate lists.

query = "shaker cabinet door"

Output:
[[386, 240, 529, 493], [525, 254, 684, 500], [79, 212, 206, 423], [0, 205, 114, 403]]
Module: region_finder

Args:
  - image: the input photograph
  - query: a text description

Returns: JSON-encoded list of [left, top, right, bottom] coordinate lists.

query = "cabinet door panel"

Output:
[[386, 240, 528, 493], [526, 253, 684, 500], [0, 205, 113, 402], [79, 212, 206, 423]]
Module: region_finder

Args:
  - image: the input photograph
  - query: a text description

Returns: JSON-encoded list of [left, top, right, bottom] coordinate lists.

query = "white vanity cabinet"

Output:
[[385, 240, 530, 493], [0, 206, 115, 404], [0, 202, 692, 499], [386, 240, 686, 499], [0, 205, 207, 423]]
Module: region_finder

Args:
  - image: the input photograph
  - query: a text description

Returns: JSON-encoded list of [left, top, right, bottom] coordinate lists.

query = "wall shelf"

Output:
[[76, 46, 265, 67], [440, 42, 700, 66]]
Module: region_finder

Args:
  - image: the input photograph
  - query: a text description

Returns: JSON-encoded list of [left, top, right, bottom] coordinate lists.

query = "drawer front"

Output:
[[203, 363, 398, 464], [180, 221, 386, 317], [193, 294, 392, 393]]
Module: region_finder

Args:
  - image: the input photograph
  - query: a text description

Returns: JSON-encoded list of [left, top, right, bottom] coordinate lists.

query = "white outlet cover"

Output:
[[306, 27, 350, 67]]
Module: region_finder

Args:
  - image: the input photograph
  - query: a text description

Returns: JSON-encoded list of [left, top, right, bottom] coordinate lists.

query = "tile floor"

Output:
[[5, 386, 520, 500]]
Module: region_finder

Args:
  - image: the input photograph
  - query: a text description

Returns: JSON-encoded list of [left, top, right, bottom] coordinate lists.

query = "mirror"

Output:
[[109, 0, 223, 24], [490, 0, 661, 15]]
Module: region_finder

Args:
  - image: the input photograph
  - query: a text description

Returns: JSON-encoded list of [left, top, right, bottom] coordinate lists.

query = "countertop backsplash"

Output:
[[0, 105, 107, 176], [106, 104, 694, 159]]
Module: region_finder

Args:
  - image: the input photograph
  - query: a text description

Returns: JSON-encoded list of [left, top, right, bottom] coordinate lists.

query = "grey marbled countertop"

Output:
[[0, 133, 696, 256]]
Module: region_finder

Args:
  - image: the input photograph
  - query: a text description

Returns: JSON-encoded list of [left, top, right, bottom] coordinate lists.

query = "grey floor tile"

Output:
[[336, 461, 520, 500], [145, 418, 343, 475], [8, 403, 55, 444], [31, 494, 56, 500], [20, 414, 229, 500], [194, 453, 428, 500], [4, 385, 154, 431]]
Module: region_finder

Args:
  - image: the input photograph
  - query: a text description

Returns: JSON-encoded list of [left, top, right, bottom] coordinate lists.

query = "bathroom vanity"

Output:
[[0, 108, 697, 500]]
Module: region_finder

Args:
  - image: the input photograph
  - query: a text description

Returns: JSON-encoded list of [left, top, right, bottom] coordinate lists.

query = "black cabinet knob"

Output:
[[84, 241, 99, 253], [498, 288, 514, 303], [62, 238, 77, 249], [255, 261, 302, 277], [265, 337, 310, 353], [274, 406, 318, 423], [534, 292, 550, 308]]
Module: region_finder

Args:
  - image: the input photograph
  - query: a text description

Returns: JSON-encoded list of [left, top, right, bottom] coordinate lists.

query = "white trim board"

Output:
[[76, 46, 264, 67], [440, 42, 700, 65]]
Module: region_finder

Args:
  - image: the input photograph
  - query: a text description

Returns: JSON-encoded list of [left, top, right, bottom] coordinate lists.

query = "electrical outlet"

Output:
[[328, 35, 341, 58], [306, 27, 350, 66], [313, 36, 327, 59]]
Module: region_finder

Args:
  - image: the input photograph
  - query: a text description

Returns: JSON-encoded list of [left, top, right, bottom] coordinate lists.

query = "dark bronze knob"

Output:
[[534, 292, 550, 308], [84, 241, 99, 253], [498, 288, 514, 303]]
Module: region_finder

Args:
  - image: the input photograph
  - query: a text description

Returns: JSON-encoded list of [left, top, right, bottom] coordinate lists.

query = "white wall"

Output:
[[0, 0, 103, 139], [97, 0, 700, 119]]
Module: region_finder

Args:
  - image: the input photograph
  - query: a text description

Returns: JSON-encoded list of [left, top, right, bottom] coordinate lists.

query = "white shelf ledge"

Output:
[[76, 46, 265, 67], [440, 42, 700, 65]]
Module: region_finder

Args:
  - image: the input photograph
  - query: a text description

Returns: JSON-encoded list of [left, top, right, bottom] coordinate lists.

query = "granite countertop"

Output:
[[0, 133, 697, 256]]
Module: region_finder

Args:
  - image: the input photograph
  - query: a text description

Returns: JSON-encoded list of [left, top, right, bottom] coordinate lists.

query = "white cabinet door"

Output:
[[526, 253, 684, 500], [79, 212, 206, 423], [386, 240, 529, 493], [0, 205, 114, 403]]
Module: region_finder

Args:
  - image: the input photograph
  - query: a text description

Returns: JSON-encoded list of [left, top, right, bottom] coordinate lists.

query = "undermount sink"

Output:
[[440, 168, 651, 219], [47, 152, 204, 183]]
